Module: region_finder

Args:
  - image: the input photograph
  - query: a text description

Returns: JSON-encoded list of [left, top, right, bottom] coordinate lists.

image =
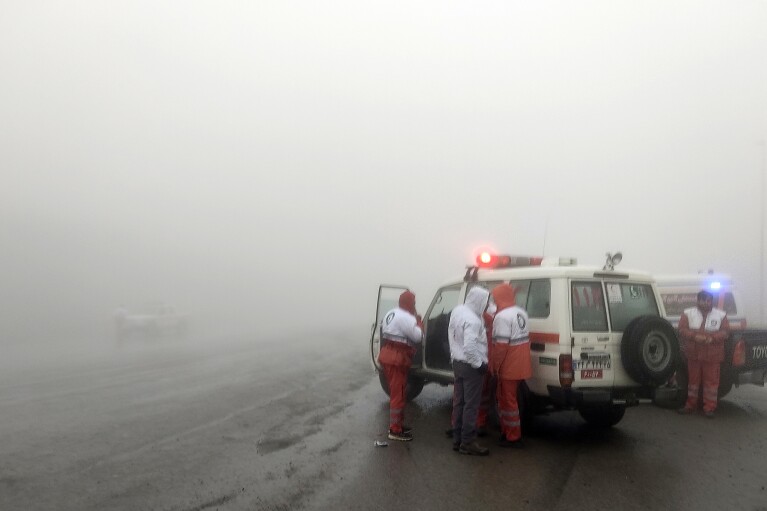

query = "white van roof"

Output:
[[654, 273, 733, 290]]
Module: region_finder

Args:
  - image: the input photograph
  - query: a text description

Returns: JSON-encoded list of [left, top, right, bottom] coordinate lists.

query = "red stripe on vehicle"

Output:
[[530, 332, 560, 344]]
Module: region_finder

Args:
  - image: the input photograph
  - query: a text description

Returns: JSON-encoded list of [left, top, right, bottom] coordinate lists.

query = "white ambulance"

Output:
[[655, 273, 747, 330], [370, 252, 680, 428]]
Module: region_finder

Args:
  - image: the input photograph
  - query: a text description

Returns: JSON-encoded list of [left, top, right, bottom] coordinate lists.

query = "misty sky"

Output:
[[2, 1, 766, 343]]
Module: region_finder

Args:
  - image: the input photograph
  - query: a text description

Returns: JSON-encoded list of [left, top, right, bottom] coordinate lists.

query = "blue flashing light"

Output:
[[709, 281, 721, 290]]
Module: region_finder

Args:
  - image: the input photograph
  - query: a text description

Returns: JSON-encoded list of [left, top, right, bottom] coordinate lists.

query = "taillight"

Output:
[[559, 354, 574, 387], [732, 340, 746, 367]]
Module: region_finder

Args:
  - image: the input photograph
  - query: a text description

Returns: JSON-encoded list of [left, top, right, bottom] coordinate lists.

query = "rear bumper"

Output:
[[735, 367, 767, 386], [547, 386, 649, 407]]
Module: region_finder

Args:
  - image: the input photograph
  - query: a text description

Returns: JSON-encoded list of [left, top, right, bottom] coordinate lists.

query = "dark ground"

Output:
[[1, 331, 766, 511]]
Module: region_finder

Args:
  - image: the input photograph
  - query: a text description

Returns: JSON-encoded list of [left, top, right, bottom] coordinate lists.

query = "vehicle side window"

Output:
[[606, 283, 659, 331], [660, 292, 695, 317], [572, 281, 608, 332], [723, 292, 737, 315], [424, 284, 463, 370], [428, 285, 462, 320], [509, 279, 550, 318], [508, 280, 531, 311], [467, 280, 504, 299], [527, 279, 551, 318]]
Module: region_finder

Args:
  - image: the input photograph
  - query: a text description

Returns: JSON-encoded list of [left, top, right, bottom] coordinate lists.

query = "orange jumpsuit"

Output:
[[678, 306, 730, 413], [377, 290, 423, 435], [490, 284, 532, 442]]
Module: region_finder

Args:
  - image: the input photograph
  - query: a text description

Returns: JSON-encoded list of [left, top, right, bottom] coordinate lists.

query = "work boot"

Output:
[[388, 429, 413, 442], [459, 441, 489, 456]]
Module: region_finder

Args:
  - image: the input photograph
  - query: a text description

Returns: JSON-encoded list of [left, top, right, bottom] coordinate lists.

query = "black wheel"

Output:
[[718, 366, 733, 399], [578, 404, 626, 428], [655, 362, 732, 409], [653, 363, 688, 409], [517, 381, 535, 434], [377, 371, 425, 402], [621, 316, 679, 386]]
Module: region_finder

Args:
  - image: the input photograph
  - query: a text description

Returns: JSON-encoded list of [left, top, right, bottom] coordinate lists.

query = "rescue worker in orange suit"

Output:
[[490, 284, 532, 447], [449, 286, 491, 455], [678, 289, 730, 418], [378, 290, 423, 441]]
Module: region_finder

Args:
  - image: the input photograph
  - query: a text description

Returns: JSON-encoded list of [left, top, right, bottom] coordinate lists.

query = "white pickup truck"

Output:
[[653, 273, 767, 407]]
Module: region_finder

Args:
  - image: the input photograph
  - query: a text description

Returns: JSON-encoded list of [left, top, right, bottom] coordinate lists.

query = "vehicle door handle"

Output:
[[597, 336, 609, 342]]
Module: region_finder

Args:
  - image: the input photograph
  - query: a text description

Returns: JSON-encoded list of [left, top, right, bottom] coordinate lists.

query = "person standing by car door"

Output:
[[378, 290, 423, 441], [445, 298, 495, 439], [449, 286, 490, 455], [678, 290, 730, 418], [490, 284, 533, 447]]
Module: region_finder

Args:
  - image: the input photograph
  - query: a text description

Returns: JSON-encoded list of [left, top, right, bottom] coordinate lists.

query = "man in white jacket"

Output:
[[448, 286, 490, 456]]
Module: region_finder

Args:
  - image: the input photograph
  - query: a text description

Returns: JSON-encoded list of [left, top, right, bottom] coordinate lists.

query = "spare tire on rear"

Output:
[[620, 315, 679, 386]]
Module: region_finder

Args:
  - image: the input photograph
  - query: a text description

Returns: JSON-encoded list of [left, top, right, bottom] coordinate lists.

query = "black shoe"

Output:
[[402, 425, 413, 434], [388, 430, 413, 442], [477, 427, 488, 437], [459, 441, 489, 456], [498, 437, 524, 448], [452, 442, 460, 452], [445, 428, 454, 438]]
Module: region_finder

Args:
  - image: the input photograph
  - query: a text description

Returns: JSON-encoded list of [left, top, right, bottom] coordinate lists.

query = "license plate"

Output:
[[581, 369, 603, 379], [575, 353, 611, 370]]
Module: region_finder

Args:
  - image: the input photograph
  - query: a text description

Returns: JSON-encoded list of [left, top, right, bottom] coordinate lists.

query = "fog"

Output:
[[2, 1, 766, 355]]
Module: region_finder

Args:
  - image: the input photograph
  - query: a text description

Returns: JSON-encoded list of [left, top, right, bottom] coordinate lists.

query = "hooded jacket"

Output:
[[380, 290, 423, 345], [448, 286, 490, 368]]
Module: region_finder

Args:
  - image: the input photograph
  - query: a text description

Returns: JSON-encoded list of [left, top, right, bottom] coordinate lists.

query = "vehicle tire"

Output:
[[517, 381, 535, 434], [377, 371, 425, 402], [621, 316, 679, 386], [578, 404, 626, 428], [718, 366, 733, 399], [655, 363, 732, 408], [653, 363, 688, 409]]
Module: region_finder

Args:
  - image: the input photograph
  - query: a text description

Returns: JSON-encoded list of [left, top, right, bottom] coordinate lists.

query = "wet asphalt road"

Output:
[[1, 331, 766, 511]]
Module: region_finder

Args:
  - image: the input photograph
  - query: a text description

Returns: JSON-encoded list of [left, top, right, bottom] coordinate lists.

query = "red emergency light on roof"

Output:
[[475, 252, 543, 269]]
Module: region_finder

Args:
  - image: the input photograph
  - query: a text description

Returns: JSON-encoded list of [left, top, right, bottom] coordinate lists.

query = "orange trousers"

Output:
[[497, 379, 522, 441], [685, 359, 720, 413]]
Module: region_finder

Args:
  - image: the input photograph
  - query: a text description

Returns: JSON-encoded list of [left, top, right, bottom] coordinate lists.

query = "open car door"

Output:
[[370, 285, 409, 371]]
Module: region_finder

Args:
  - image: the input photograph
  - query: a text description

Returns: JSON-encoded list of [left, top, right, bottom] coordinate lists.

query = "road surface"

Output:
[[1, 331, 766, 510]]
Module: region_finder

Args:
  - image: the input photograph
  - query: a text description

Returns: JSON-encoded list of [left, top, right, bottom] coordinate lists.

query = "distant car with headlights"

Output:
[[370, 252, 680, 428], [653, 273, 767, 408], [114, 303, 189, 341]]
